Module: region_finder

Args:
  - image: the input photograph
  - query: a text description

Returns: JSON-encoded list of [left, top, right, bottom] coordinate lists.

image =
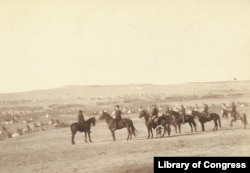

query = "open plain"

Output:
[[0, 81, 250, 173]]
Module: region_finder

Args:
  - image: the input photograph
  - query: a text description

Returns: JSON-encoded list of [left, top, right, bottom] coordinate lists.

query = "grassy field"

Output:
[[0, 110, 249, 173], [0, 81, 250, 173]]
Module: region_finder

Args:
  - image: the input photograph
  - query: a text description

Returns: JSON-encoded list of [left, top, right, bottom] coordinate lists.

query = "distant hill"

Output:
[[0, 80, 250, 101]]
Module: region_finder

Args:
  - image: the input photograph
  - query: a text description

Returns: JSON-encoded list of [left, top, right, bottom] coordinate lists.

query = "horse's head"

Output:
[[138, 110, 146, 119], [191, 110, 201, 118], [91, 117, 96, 126], [99, 111, 108, 120]]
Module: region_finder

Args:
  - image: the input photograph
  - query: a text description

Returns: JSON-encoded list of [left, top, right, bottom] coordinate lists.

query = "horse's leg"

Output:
[[129, 126, 132, 140], [150, 127, 153, 138], [161, 125, 166, 137], [213, 119, 217, 131], [110, 130, 116, 141], [130, 129, 133, 140], [178, 123, 181, 134], [126, 126, 130, 141], [243, 114, 247, 129], [188, 122, 193, 133], [192, 119, 197, 132], [230, 119, 234, 129], [71, 132, 76, 145], [216, 119, 218, 130], [167, 125, 171, 136], [239, 116, 246, 129], [147, 126, 150, 139], [201, 122, 205, 132], [194, 121, 197, 132], [173, 123, 177, 134], [112, 130, 116, 141], [240, 118, 243, 129], [84, 132, 87, 143], [88, 131, 92, 142]]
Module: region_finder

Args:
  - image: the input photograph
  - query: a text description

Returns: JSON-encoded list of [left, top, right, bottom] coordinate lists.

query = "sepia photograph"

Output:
[[0, 0, 250, 172]]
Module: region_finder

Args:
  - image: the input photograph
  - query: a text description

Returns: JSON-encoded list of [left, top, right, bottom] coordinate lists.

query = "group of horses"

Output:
[[70, 108, 248, 144], [70, 111, 137, 144], [138, 109, 223, 139]]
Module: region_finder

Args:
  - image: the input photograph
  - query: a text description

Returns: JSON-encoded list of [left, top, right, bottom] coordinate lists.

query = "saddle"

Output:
[[150, 117, 159, 129], [78, 123, 85, 132], [232, 112, 240, 119], [115, 119, 126, 127], [170, 115, 175, 124], [153, 117, 159, 123], [202, 111, 209, 117]]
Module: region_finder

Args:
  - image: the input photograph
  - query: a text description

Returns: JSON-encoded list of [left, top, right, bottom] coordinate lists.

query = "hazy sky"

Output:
[[0, 0, 250, 93]]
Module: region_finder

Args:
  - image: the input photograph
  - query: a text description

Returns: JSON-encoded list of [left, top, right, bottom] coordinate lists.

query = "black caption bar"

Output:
[[154, 156, 250, 173]]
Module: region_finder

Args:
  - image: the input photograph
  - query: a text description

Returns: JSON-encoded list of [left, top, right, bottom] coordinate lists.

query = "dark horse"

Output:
[[70, 117, 96, 145], [191, 110, 221, 132], [138, 110, 171, 138], [168, 110, 197, 134], [99, 111, 137, 141]]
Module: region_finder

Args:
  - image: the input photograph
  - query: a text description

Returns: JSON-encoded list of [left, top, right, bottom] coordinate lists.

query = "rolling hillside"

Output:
[[0, 80, 250, 102]]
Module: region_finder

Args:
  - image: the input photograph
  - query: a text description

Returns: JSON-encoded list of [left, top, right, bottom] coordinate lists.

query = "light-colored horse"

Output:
[[229, 112, 248, 129]]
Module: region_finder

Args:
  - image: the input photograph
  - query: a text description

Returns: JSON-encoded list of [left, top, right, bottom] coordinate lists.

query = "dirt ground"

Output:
[[0, 111, 249, 173]]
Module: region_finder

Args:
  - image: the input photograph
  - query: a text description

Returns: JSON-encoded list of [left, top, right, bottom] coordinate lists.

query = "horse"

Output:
[[191, 110, 221, 132], [221, 109, 231, 119], [138, 110, 171, 138], [70, 117, 96, 145], [99, 111, 137, 141], [168, 110, 197, 134], [220, 109, 248, 129], [229, 112, 248, 129]]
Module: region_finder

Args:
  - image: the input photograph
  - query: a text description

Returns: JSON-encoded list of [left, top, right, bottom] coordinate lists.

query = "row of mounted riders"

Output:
[[138, 103, 247, 139], [70, 103, 248, 144]]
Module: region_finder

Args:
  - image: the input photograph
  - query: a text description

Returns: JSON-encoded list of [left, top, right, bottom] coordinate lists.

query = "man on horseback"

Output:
[[220, 103, 228, 118], [165, 106, 175, 125], [180, 105, 186, 124], [165, 106, 170, 115], [150, 104, 159, 128], [221, 103, 227, 112], [78, 110, 85, 128], [231, 101, 238, 120], [202, 103, 210, 119], [112, 105, 122, 131]]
